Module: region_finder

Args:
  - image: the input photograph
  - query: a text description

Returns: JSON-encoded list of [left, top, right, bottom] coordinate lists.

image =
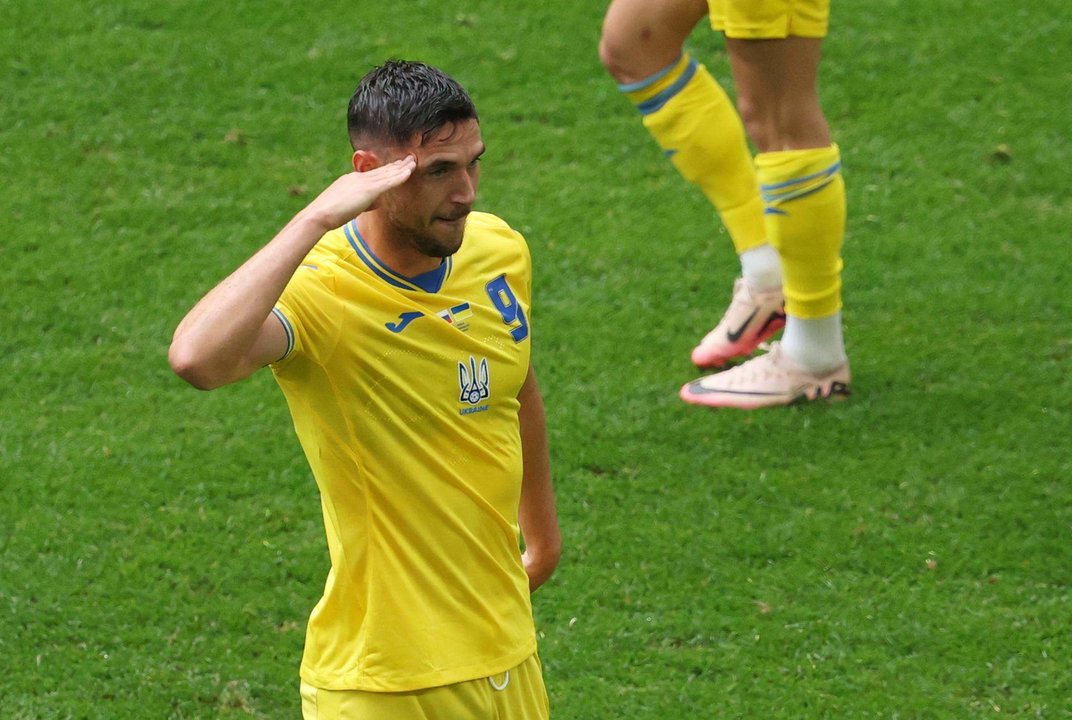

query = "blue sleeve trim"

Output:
[[271, 307, 295, 361]]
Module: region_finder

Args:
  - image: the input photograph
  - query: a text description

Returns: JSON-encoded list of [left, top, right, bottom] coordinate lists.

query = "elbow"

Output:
[[168, 341, 225, 391], [547, 536, 563, 572], [535, 529, 564, 572], [542, 550, 563, 583], [523, 534, 562, 593]]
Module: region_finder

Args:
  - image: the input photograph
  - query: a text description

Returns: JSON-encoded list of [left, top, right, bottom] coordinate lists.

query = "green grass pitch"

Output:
[[1, 1, 1069, 717]]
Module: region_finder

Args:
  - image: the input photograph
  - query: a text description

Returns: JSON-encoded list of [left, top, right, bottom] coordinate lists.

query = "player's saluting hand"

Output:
[[298, 155, 416, 233]]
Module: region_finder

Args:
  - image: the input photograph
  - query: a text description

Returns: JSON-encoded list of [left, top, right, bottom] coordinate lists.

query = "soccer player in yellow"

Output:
[[600, 0, 852, 408], [169, 61, 561, 719]]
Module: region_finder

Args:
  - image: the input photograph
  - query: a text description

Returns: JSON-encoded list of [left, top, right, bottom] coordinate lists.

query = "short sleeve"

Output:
[[269, 262, 340, 369]]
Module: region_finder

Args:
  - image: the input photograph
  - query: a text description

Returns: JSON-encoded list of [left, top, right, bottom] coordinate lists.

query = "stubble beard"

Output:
[[396, 216, 467, 259]]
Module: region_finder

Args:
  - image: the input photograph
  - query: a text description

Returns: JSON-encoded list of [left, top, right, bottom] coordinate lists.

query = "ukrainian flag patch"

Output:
[[436, 302, 473, 331]]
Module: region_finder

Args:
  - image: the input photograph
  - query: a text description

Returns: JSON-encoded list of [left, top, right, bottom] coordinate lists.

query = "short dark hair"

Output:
[[347, 60, 478, 150]]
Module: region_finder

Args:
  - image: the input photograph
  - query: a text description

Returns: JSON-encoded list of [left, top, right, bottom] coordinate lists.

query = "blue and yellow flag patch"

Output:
[[436, 302, 473, 331]]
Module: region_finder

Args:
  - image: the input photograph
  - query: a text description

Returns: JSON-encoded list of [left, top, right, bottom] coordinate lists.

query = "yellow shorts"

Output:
[[708, 0, 829, 39], [300, 653, 549, 720]]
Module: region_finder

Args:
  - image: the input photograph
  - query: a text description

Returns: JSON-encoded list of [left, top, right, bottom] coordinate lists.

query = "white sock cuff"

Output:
[[739, 244, 782, 291]]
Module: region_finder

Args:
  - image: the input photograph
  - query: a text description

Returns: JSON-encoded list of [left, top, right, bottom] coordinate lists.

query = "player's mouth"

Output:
[[435, 209, 471, 225]]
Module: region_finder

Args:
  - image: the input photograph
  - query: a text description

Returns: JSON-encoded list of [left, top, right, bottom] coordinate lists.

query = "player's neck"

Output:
[[356, 213, 443, 278]]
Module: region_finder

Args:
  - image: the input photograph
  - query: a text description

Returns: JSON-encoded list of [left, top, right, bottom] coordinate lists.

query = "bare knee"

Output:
[[599, 0, 707, 85], [598, 25, 668, 84], [598, 33, 633, 83]]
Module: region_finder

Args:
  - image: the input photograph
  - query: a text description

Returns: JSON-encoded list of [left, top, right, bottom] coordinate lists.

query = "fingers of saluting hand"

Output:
[[346, 154, 415, 215], [360, 154, 417, 192], [343, 154, 416, 202], [306, 155, 416, 230]]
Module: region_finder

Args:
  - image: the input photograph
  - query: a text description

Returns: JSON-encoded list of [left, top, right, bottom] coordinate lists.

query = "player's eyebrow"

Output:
[[424, 144, 486, 171]]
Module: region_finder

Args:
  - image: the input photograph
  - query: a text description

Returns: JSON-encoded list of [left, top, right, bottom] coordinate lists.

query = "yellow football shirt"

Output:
[[271, 212, 536, 692]]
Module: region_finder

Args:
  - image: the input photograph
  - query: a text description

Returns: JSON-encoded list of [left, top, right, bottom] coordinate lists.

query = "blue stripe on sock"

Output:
[[760, 160, 841, 193], [763, 176, 835, 203], [635, 59, 698, 116], [760, 160, 841, 208], [616, 54, 684, 94]]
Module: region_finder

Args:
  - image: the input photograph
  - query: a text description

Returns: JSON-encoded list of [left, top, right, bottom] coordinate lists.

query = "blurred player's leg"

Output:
[[756, 142, 847, 372], [600, 0, 783, 366], [728, 34, 848, 374]]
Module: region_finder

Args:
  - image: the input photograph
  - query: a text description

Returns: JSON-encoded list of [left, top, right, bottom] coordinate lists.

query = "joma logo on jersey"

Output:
[[386, 311, 424, 333], [458, 356, 490, 414]]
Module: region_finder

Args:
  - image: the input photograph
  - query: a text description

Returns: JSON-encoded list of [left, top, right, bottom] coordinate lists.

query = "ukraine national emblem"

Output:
[[458, 355, 490, 407]]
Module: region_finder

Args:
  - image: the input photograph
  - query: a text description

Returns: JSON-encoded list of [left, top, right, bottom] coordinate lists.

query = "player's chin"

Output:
[[432, 218, 467, 248], [419, 228, 465, 258]]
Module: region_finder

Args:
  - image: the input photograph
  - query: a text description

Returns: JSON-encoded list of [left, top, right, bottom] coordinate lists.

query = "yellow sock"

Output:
[[755, 145, 846, 319], [622, 54, 766, 254]]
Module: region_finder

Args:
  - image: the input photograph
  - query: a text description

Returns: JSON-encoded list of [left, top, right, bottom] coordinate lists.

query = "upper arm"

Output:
[[517, 363, 541, 409], [248, 311, 291, 370], [193, 312, 289, 389], [169, 309, 291, 391], [517, 365, 548, 465]]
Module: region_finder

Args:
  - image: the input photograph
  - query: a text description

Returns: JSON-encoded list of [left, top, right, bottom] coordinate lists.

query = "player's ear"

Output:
[[352, 149, 383, 173]]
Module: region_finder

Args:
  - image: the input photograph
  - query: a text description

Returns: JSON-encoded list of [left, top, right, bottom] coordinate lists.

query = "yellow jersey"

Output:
[[271, 211, 536, 692]]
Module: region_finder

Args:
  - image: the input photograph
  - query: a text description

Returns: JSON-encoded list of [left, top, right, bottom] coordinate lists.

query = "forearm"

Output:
[[518, 367, 561, 591], [169, 212, 328, 388]]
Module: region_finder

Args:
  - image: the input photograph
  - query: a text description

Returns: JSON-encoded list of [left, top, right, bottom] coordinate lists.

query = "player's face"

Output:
[[381, 119, 484, 259]]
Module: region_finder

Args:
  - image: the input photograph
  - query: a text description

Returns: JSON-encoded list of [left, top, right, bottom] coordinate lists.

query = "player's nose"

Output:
[[452, 169, 477, 205]]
